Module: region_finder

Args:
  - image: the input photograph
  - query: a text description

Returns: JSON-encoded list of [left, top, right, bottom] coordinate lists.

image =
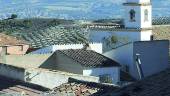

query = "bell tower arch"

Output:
[[123, 0, 152, 29]]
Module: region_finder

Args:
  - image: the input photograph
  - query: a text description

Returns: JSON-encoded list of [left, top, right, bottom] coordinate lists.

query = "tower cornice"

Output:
[[123, 2, 151, 6]]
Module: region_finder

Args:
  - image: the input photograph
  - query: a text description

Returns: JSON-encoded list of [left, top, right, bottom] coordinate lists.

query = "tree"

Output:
[[23, 20, 32, 28], [111, 35, 118, 43], [10, 14, 17, 19]]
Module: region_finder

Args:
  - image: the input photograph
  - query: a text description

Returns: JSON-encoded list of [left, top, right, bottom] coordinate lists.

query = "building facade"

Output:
[[103, 40, 169, 79], [89, 0, 153, 50]]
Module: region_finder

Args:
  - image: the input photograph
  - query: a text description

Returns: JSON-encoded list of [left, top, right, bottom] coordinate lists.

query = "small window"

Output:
[[129, 9, 136, 22], [125, 65, 129, 73], [19, 45, 24, 51], [144, 9, 149, 22], [150, 35, 154, 40], [122, 65, 129, 73], [99, 74, 112, 83]]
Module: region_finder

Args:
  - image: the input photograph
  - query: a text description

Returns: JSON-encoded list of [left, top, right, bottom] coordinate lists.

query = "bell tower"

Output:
[[124, 0, 152, 29], [121, 0, 152, 41]]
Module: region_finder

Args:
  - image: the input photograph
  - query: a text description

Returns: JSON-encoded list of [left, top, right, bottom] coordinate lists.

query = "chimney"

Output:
[[135, 53, 144, 80], [82, 43, 91, 50]]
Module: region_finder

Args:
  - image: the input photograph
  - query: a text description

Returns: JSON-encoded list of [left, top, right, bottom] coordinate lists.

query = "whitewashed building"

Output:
[[28, 0, 169, 82], [30, 43, 103, 54], [89, 0, 153, 46], [55, 49, 121, 84], [90, 0, 170, 80], [103, 40, 169, 80]]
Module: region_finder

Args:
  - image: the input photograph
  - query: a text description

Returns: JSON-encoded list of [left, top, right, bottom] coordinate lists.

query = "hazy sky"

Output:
[[0, 0, 169, 19]]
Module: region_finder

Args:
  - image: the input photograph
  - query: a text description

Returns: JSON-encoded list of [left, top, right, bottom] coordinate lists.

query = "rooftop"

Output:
[[45, 78, 119, 96], [57, 49, 120, 68], [112, 68, 170, 96], [0, 75, 49, 96], [0, 33, 28, 46]]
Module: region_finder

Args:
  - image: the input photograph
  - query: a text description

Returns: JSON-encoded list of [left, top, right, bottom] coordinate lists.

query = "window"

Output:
[[150, 35, 154, 40], [18, 45, 23, 51], [99, 74, 112, 83], [122, 65, 129, 73], [129, 9, 136, 22], [144, 9, 149, 22]]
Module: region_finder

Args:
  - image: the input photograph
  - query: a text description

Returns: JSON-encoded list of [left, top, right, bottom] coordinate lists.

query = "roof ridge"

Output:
[[88, 50, 121, 66], [57, 49, 120, 68], [58, 49, 87, 67]]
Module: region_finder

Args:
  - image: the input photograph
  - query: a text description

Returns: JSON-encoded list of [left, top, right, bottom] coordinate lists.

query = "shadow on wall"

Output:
[[39, 53, 57, 70], [0, 75, 49, 95]]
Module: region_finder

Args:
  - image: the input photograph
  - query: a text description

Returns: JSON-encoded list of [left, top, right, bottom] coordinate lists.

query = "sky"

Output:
[[0, 0, 169, 20]]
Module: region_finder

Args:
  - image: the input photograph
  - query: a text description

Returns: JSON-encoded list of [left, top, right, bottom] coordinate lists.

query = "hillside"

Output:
[[0, 19, 88, 48], [0, 18, 74, 34], [153, 25, 170, 40], [1, 18, 170, 48]]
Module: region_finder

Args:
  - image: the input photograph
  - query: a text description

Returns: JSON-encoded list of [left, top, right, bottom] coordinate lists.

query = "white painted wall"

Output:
[[52, 43, 103, 54], [31, 43, 103, 54], [104, 41, 169, 80], [124, 6, 141, 28], [127, 0, 150, 4], [140, 6, 152, 28], [141, 30, 152, 41], [89, 30, 151, 47], [124, 5, 152, 28], [114, 31, 140, 41], [103, 43, 134, 76], [83, 67, 120, 84]]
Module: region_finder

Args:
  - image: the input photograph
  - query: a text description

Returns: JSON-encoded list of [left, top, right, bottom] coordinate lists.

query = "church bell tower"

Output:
[[123, 0, 152, 41], [124, 0, 152, 28]]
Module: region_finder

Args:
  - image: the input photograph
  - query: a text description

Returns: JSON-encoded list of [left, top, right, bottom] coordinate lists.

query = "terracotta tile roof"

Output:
[[0, 33, 28, 46], [45, 78, 119, 96], [57, 49, 121, 68], [112, 68, 170, 96]]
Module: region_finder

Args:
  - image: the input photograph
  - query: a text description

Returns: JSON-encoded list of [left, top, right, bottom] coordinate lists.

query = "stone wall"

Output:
[[26, 68, 99, 89], [3, 54, 55, 68], [0, 63, 99, 89]]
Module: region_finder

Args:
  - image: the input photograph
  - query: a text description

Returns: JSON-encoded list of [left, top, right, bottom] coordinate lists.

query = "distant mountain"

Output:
[[0, 0, 169, 20]]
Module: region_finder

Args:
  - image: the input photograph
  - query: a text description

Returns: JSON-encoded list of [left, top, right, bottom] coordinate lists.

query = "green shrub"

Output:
[[111, 35, 118, 43]]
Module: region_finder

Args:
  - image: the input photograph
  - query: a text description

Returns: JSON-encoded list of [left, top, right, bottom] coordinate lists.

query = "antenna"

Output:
[[135, 53, 144, 80]]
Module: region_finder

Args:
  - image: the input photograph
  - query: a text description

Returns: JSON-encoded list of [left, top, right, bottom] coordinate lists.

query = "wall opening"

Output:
[[129, 9, 136, 22]]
